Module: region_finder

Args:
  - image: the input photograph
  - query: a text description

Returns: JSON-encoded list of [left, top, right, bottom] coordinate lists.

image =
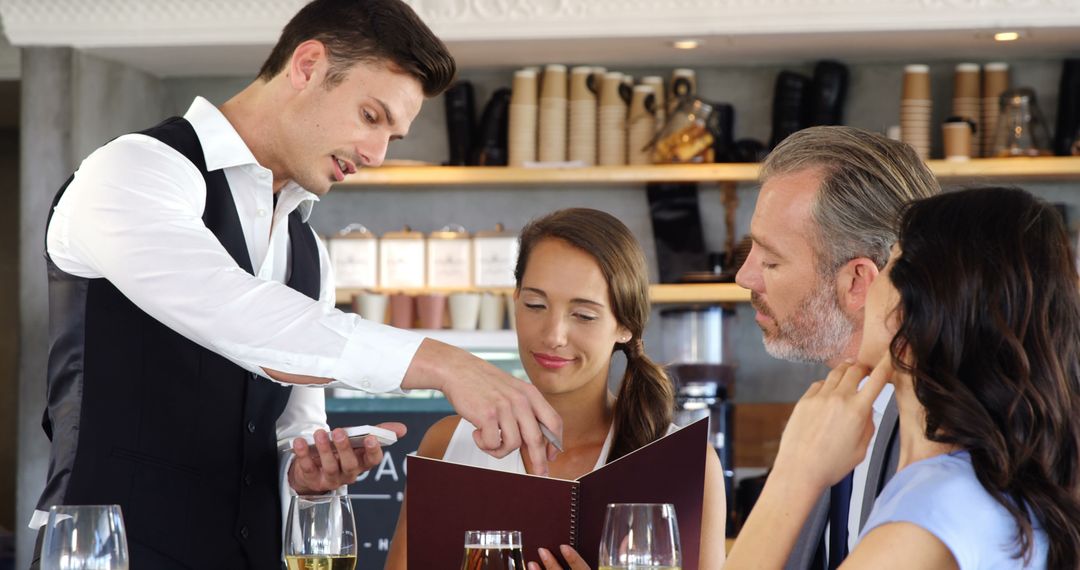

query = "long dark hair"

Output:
[[514, 208, 674, 462], [889, 187, 1080, 567]]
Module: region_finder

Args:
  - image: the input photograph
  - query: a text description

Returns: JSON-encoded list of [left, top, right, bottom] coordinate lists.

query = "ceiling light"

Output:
[[994, 31, 1021, 41], [672, 39, 701, 50]]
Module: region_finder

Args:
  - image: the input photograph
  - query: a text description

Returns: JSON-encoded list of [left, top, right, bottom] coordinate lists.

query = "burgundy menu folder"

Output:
[[406, 418, 709, 569]]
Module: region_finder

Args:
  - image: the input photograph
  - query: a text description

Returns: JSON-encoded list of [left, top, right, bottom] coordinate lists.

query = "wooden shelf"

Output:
[[336, 283, 749, 305], [334, 157, 1080, 188]]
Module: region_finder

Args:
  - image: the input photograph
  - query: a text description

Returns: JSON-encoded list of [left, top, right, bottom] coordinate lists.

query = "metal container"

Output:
[[660, 305, 730, 365], [427, 225, 472, 288], [473, 223, 519, 287], [379, 226, 425, 289], [327, 223, 378, 289]]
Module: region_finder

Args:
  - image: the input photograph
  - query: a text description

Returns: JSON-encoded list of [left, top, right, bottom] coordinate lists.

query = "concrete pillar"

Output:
[[16, 46, 73, 570]]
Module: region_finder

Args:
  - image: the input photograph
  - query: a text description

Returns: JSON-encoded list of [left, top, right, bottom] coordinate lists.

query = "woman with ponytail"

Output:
[[385, 208, 726, 570], [727, 187, 1080, 569]]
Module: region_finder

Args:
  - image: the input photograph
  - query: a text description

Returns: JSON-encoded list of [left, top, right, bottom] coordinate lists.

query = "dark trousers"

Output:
[[28, 528, 43, 570]]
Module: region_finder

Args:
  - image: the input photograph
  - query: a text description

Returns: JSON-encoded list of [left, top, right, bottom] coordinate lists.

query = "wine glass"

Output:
[[284, 495, 358, 570], [460, 530, 525, 570], [40, 504, 129, 570], [598, 503, 681, 570]]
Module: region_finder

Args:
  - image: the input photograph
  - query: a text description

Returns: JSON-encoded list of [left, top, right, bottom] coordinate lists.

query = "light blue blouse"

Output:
[[858, 451, 1048, 569]]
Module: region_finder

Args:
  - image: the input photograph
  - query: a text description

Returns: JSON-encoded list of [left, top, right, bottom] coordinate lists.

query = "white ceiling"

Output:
[[73, 27, 1080, 78], [1, 0, 1079, 78]]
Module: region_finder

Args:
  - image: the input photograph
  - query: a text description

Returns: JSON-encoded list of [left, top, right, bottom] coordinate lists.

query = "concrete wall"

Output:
[[163, 57, 1080, 404], [15, 48, 167, 570]]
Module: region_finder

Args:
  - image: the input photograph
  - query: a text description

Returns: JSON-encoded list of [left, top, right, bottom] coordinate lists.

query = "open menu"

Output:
[[406, 417, 708, 569]]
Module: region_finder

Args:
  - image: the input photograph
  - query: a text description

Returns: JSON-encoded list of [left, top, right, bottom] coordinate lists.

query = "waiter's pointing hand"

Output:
[[402, 339, 563, 476], [288, 422, 407, 494]]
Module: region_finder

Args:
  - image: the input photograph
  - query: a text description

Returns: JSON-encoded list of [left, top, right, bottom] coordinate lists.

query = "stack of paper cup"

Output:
[[642, 76, 666, 127], [900, 64, 931, 160], [538, 64, 568, 163], [598, 72, 628, 166], [568, 66, 597, 165], [627, 84, 658, 165], [982, 62, 1010, 158], [508, 69, 538, 167], [952, 63, 981, 156]]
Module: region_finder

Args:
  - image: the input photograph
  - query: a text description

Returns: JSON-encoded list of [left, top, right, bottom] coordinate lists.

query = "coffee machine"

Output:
[[661, 305, 736, 533]]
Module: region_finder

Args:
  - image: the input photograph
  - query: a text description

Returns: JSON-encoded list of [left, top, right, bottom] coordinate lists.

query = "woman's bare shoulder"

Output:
[[415, 415, 464, 459]]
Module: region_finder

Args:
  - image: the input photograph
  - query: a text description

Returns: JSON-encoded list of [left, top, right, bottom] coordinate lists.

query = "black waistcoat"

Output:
[[38, 117, 321, 569]]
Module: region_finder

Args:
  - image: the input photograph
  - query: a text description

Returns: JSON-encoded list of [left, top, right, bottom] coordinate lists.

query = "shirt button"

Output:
[[247, 421, 256, 433], [244, 473, 253, 486], [239, 526, 249, 539], [256, 208, 267, 217]]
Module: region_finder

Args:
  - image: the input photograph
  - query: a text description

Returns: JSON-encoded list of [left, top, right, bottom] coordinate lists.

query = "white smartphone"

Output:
[[278, 425, 398, 454]]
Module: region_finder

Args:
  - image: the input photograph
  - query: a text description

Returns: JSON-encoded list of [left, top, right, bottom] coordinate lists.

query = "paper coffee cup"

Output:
[[902, 64, 931, 100], [540, 64, 567, 100], [511, 69, 538, 106], [943, 121, 974, 161], [954, 63, 980, 99]]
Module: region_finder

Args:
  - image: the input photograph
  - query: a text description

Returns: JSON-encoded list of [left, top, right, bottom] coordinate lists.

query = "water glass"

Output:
[[598, 503, 681, 570], [284, 495, 358, 570], [41, 504, 129, 570]]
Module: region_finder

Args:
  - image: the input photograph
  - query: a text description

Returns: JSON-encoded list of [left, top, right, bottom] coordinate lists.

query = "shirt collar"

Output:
[[183, 96, 260, 171], [279, 182, 319, 222], [184, 97, 319, 221]]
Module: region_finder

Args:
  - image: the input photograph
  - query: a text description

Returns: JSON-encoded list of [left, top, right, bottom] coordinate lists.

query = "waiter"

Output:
[[31, 0, 561, 568]]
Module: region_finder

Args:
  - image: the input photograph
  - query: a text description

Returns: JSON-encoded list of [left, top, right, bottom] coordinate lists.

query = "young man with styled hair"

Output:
[[32, 1, 561, 567]]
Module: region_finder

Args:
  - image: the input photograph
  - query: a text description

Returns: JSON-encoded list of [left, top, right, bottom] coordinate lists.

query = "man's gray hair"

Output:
[[761, 126, 940, 274]]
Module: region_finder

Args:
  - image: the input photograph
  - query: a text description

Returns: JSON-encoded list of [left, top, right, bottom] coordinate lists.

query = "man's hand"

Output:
[[529, 546, 590, 570], [402, 338, 563, 476], [287, 422, 407, 494]]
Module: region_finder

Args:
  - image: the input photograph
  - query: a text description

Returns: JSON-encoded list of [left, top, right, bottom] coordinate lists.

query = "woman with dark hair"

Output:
[[728, 187, 1080, 569], [385, 208, 727, 570]]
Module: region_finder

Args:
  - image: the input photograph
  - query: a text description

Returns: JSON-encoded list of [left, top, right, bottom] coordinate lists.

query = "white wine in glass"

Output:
[[285, 495, 358, 570], [598, 503, 681, 570], [41, 504, 129, 570]]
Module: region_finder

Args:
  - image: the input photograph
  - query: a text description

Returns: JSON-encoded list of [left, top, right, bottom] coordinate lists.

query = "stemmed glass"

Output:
[[459, 530, 525, 570], [598, 503, 681, 570], [284, 495, 358, 570], [40, 505, 129, 570]]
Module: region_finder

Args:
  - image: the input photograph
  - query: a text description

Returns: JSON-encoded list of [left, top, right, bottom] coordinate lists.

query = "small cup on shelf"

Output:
[[478, 292, 506, 331], [449, 292, 482, 331], [389, 293, 415, 329], [416, 293, 448, 330], [352, 291, 388, 323]]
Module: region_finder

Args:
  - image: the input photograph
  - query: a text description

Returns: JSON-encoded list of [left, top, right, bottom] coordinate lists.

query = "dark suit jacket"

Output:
[[783, 393, 901, 570]]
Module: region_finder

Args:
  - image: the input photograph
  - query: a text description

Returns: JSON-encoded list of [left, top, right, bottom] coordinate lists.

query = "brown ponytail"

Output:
[[609, 339, 674, 461], [514, 209, 676, 462]]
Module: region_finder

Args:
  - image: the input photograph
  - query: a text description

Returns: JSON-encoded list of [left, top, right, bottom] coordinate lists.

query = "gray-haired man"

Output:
[[735, 126, 939, 569]]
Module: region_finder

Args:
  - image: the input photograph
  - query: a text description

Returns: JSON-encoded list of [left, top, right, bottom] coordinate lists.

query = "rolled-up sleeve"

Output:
[[47, 134, 423, 393]]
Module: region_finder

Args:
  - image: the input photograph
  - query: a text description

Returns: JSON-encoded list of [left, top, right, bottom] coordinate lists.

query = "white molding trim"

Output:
[[2, 0, 1079, 48]]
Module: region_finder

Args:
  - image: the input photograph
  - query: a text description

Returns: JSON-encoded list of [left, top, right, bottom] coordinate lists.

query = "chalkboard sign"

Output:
[[328, 408, 453, 569]]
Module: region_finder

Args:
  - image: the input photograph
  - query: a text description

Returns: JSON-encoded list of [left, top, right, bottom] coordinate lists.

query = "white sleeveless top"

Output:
[[442, 419, 677, 476]]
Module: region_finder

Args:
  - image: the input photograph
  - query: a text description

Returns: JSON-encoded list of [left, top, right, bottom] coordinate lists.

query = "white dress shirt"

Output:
[[34, 97, 424, 529], [823, 382, 896, 555]]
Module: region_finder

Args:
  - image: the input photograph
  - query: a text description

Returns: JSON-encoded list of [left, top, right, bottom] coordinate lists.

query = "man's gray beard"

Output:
[[762, 279, 857, 364]]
